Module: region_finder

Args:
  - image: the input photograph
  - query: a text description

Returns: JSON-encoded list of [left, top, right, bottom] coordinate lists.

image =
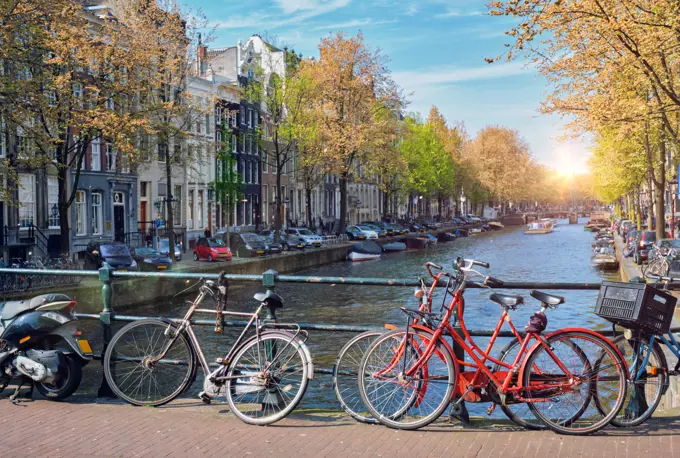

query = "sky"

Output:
[[182, 0, 591, 175]]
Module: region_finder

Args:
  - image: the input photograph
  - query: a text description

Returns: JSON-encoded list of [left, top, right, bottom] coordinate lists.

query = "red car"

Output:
[[193, 237, 232, 262]]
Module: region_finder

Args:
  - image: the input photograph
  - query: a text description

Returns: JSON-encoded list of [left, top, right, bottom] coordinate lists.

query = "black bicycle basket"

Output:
[[594, 281, 677, 335]]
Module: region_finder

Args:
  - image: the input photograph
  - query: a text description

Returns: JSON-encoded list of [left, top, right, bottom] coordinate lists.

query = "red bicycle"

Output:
[[358, 258, 628, 435]]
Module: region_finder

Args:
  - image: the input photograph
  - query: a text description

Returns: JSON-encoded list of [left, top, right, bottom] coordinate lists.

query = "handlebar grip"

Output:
[[486, 276, 504, 287], [473, 261, 490, 269], [427, 262, 443, 270]]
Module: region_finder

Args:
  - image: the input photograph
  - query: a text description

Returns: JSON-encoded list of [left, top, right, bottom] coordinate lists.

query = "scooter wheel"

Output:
[[35, 354, 82, 401]]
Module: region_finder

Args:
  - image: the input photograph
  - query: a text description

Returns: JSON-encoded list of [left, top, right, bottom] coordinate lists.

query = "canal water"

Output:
[[79, 218, 620, 413]]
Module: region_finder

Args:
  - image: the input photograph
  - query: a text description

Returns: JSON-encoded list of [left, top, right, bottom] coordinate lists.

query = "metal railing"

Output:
[[0, 267, 612, 395]]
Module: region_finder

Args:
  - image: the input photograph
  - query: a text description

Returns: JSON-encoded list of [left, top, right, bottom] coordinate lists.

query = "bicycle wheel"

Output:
[[493, 338, 546, 430], [523, 330, 627, 435], [104, 319, 195, 406], [225, 331, 310, 425], [333, 330, 384, 424], [609, 334, 668, 427], [359, 328, 456, 430]]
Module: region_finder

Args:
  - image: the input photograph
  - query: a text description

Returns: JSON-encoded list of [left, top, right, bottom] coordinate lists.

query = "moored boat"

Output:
[[524, 221, 553, 234], [382, 242, 407, 253], [592, 247, 619, 270], [437, 232, 457, 242], [348, 241, 382, 262], [406, 237, 429, 250], [488, 221, 505, 230]]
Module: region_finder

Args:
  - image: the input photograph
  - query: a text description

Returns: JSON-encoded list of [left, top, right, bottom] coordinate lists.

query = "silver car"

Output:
[[286, 228, 324, 247]]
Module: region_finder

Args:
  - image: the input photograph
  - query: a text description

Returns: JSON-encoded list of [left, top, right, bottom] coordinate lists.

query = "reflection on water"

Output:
[[80, 219, 620, 413]]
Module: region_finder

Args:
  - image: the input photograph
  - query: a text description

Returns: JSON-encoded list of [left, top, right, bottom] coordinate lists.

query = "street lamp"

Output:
[[51, 204, 58, 220]]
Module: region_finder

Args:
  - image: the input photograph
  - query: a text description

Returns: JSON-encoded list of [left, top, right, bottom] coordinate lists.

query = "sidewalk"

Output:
[[1, 398, 679, 457]]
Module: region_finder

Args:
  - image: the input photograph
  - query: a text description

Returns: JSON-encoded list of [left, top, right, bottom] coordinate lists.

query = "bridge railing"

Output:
[[0, 266, 614, 396]]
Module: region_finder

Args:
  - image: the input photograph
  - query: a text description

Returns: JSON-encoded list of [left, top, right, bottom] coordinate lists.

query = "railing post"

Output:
[[261, 269, 283, 407], [97, 265, 116, 398]]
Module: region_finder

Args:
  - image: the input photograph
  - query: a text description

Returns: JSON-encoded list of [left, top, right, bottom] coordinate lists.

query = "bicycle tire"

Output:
[[332, 330, 384, 424], [225, 331, 310, 425], [493, 338, 547, 430], [523, 330, 627, 435], [358, 328, 456, 430], [104, 319, 195, 406], [609, 334, 668, 428]]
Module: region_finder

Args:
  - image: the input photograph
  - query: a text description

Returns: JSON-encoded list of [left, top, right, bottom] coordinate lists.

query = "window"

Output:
[[254, 162, 259, 184], [18, 174, 35, 228], [231, 112, 237, 127], [245, 160, 251, 183], [215, 107, 222, 123], [240, 106, 245, 125], [263, 185, 268, 223], [16, 126, 30, 157], [240, 133, 245, 153], [262, 155, 268, 173], [48, 177, 59, 228], [205, 114, 210, 135], [158, 142, 168, 161], [91, 192, 103, 235], [75, 190, 86, 235], [106, 143, 116, 171], [106, 97, 114, 110], [47, 90, 57, 106], [231, 134, 237, 154], [239, 160, 245, 184], [198, 190, 204, 228], [173, 185, 182, 225], [140, 181, 148, 198], [91, 138, 101, 171], [197, 116, 202, 134], [216, 130, 222, 144], [248, 109, 252, 127], [248, 136, 252, 155], [255, 141, 258, 156], [188, 190, 194, 229], [72, 83, 83, 106], [254, 110, 259, 128]]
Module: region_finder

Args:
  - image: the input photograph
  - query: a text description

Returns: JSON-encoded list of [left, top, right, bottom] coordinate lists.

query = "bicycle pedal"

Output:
[[215, 358, 226, 365], [486, 403, 497, 415], [198, 392, 211, 404]]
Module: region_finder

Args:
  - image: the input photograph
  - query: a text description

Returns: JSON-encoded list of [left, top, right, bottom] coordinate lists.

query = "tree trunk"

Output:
[[655, 133, 667, 240], [58, 163, 70, 261], [382, 188, 389, 219], [339, 173, 348, 233], [306, 188, 312, 229], [646, 173, 655, 230], [274, 164, 282, 241], [635, 187, 643, 231], [165, 153, 175, 253]]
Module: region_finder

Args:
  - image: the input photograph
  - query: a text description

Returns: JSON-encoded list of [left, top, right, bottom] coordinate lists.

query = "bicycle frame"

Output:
[[151, 285, 306, 382], [378, 275, 578, 403]]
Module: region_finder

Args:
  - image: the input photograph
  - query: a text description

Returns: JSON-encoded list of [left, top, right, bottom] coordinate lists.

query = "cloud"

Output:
[[310, 18, 397, 31], [393, 62, 530, 89], [404, 4, 418, 16], [434, 9, 485, 18], [216, 0, 351, 30]]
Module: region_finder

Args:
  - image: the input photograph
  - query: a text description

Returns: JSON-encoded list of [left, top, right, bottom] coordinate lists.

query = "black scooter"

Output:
[[0, 294, 92, 402]]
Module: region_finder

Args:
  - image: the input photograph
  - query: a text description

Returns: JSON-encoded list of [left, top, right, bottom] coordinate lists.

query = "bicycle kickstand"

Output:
[[448, 398, 470, 425]]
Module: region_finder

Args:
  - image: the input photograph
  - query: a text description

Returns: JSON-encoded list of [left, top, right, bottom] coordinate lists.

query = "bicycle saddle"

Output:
[[254, 291, 283, 308], [489, 293, 524, 309], [530, 290, 565, 307]]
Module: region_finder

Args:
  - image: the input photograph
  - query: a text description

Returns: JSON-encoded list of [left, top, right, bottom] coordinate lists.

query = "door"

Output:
[[140, 201, 147, 232], [0, 202, 4, 245], [114, 206, 125, 242]]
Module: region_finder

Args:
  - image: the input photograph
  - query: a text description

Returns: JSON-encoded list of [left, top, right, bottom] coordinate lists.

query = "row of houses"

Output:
[[0, 27, 386, 263]]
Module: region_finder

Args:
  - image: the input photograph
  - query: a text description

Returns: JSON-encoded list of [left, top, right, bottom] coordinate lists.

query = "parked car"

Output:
[[259, 230, 304, 251], [450, 217, 466, 226], [634, 231, 659, 265], [647, 238, 680, 262], [466, 215, 483, 223], [130, 247, 173, 271], [356, 225, 379, 239], [84, 241, 138, 271], [346, 225, 370, 240], [157, 238, 182, 261], [286, 228, 324, 247], [422, 220, 442, 229], [410, 222, 424, 232], [392, 224, 409, 235], [626, 229, 639, 244], [229, 233, 268, 257], [360, 222, 387, 237], [193, 237, 232, 262]]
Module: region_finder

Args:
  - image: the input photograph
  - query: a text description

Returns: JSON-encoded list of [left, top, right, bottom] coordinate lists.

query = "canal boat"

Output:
[[423, 233, 438, 245], [382, 242, 407, 253], [592, 247, 619, 270], [437, 232, 457, 242], [524, 221, 553, 235], [489, 221, 505, 230], [539, 218, 557, 228], [348, 242, 382, 262], [406, 237, 429, 250]]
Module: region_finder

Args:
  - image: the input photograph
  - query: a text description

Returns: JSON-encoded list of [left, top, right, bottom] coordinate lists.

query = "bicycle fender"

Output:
[[518, 328, 629, 388], [238, 330, 314, 380]]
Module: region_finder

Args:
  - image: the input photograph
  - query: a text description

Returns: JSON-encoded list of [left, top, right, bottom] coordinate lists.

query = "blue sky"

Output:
[[184, 0, 590, 174]]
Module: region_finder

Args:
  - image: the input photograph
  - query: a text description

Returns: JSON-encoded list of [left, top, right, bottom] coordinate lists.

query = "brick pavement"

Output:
[[1, 398, 679, 457]]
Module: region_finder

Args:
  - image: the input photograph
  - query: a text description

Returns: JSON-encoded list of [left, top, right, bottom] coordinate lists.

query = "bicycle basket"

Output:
[[594, 281, 677, 335]]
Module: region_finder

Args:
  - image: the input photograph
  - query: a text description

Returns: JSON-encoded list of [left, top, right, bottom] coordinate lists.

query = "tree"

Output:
[[246, 45, 306, 239], [302, 32, 404, 233]]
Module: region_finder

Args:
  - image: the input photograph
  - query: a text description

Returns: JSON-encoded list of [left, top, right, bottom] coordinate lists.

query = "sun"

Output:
[[552, 143, 591, 177]]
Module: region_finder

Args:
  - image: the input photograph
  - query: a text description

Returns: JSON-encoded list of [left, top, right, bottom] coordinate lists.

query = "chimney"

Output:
[[197, 33, 207, 76]]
